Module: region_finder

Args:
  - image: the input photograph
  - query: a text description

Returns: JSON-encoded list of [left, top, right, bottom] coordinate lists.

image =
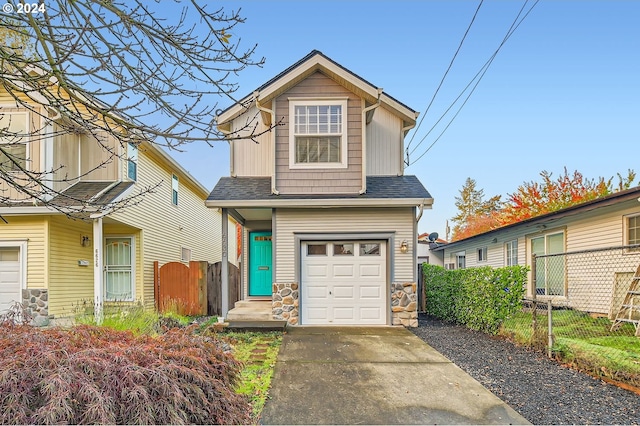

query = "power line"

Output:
[[407, 0, 539, 167], [406, 0, 484, 153]]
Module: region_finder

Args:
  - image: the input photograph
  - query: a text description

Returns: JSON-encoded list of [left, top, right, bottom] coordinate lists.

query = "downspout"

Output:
[[360, 88, 383, 194], [400, 112, 420, 176], [416, 200, 425, 223], [254, 91, 279, 195]]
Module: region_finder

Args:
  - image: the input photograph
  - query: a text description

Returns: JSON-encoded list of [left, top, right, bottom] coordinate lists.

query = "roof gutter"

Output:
[[254, 91, 279, 195], [360, 88, 383, 194]]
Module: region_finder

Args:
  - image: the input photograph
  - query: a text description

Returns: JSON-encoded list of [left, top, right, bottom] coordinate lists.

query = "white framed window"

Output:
[[505, 239, 518, 266], [171, 174, 179, 206], [181, 246, 191, 263], [289, 98, 348, 169], [455, 251, 466, 269], [0, 111, 29, 172], [104, 236, 135, 301], [127, 143, 138, 181], [625, 213, 640, 252], [531, 231, 565, 296], [477, 247, 487, 262]]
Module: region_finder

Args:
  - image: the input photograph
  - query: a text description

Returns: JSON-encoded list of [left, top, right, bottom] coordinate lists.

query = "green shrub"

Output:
[[0, 324, 252, 425], [423, 264, 528, 333]]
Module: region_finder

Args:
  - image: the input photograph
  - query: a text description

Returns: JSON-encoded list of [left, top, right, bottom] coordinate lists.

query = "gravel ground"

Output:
[[411, 314, 640, 425]]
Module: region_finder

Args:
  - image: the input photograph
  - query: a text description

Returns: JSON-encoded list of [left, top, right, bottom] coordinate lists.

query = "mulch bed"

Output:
[[411, 314, 640, 425]]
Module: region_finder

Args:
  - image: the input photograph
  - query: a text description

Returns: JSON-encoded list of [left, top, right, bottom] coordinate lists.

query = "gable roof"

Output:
[[217, 50, 419, 129], [436, 185, 640, 251]]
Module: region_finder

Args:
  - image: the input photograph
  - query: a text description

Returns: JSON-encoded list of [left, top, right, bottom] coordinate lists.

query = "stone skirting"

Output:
[[272, 283, 299, 325], [22, 289, 50, 326], [391, 282, 418, 327]]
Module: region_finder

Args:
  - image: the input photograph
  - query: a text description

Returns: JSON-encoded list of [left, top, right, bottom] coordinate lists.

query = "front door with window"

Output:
[[249, 232, 272, 297], [105, 237, 134, 301]]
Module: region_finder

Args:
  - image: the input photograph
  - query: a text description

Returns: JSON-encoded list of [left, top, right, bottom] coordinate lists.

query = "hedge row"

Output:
[[423, 264, 528, 334]]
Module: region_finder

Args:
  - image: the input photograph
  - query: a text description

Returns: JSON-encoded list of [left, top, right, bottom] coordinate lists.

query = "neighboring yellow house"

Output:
[[0, 87, 232, 324]]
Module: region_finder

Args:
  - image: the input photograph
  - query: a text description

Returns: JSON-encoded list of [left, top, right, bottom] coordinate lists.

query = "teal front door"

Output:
[[249, 231, 272, 296]]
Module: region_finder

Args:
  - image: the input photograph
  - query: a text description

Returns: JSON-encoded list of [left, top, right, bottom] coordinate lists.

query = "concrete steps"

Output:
[[226, 300, 273, 321]]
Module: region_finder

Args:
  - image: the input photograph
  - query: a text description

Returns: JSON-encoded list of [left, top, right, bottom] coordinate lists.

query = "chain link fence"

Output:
[[499, 244, 640, 387]]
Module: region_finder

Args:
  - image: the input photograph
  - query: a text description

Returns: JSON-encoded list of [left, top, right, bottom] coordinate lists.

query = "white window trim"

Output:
[[624, 213, 640, 252], [477, 247, 488, 262], [0, 109, 30, 172], [528, 230, 566, 299], [505, 239, 518, 266], [171, 174, 179, 206], [127, 143, 138, 181], [103, 235, 136, 302], [0, 240, 27, 294], [288, 98, 348, 169]]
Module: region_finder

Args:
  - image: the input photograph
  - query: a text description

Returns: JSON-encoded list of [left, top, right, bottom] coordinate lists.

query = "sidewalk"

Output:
[[260, 326, 530, 425]]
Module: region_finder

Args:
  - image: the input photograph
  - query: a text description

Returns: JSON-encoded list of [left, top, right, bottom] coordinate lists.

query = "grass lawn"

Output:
[[215, 330, 283, 422], [500, 309, 640, 386]]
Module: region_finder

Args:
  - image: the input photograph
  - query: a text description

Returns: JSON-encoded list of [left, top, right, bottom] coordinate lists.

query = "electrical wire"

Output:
[[407, 0, 539, 167], [406, 0, 484, 152]]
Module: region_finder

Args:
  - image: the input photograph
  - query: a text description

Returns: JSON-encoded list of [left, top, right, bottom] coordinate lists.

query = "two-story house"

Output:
[[0, 83, 234, 324], [207, 51, 433, 327]]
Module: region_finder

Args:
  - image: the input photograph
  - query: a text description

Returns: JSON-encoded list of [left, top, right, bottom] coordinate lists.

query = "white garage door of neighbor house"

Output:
[[0, 247, 21, 314], [301, 241, 387, 325]]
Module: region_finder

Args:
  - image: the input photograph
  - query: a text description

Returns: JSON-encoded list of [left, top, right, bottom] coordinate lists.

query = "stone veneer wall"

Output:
[[272, 283, 299, 325], [22, 289, 50, 326], [391, 282, 418, 327]]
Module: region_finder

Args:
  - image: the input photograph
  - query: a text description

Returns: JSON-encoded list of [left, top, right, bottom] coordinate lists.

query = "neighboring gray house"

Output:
[[206, 51, 433, 327], [434, 186, 640, 318]]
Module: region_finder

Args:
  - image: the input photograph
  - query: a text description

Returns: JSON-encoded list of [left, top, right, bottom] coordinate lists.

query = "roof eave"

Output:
[[206, 197, 433, 209]]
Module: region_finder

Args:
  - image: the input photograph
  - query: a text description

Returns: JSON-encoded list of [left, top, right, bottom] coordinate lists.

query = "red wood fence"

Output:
[[154, 261, 207, 316]]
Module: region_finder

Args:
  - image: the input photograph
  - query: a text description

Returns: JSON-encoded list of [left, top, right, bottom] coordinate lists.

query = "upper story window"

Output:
[[127, 143, 138, 181], [0, 111, 28, 172], [171, 174, 179, 206], [289, 99, 348, 169], [505, 239, 518, 266]]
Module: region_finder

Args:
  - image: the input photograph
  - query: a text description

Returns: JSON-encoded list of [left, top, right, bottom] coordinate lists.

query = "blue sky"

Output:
[[167, 0, 639, 240]]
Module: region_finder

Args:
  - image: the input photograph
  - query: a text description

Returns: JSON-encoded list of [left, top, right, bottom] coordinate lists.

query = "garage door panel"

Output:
[[360, 307, 383, 320], [307, 286, 328, 299], [306, 307, 329, 321], [0, 248, 21, 314], [306, 264, 328, 278], [359, 286, 382, 299], [333, 285, 354, 299], [333, 307, 355, 320], [332, 264, 355, 277], [359, 264, 382, 278]]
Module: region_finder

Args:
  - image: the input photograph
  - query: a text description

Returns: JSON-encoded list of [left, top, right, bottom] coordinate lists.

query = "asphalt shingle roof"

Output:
[[207, 175, 431, 202]]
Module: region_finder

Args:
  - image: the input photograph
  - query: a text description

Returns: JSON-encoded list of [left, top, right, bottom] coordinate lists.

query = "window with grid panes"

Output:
[[0, 111, 28, 171]]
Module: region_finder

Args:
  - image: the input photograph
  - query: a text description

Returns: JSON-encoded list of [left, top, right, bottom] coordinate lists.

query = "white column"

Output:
[[93, 217, 103, 323], [221, 208, 229, 316]]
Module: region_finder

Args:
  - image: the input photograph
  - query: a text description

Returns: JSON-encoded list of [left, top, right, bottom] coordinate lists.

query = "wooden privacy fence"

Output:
[[153, 261, 240, 316]]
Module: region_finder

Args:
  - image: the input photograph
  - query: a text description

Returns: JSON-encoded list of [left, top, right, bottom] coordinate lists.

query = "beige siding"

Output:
[[0, 216, 47, 288], [275, 72, 362, 194], [231, 104, 273, 177], [47, 216, 95, 317], [52, 126, 80, 191], [275, 208, 415, 282], [110, 145, 223, 308], [80, 131, 120, 181], [366, 105, 403, 176]]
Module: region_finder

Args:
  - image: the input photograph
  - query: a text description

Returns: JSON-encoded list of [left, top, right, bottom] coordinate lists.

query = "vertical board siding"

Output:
[[52, 127, 79, 192], [231, 104, 273, 177], [275, 208, 415, 282], [110, 146, 223, 309], [366, 106, 402, 176], [275, 72, 362, 194], [80, 131, 120, 181], [47, 216, 95, 317], [0, 216, 47, 288]]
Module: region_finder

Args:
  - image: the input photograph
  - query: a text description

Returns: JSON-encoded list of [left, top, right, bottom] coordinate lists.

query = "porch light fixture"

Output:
[[81, 235, 91, 247], [400, 240, 409, 254]]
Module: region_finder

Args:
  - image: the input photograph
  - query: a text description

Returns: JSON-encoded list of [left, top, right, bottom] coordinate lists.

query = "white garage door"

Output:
[[0, 247, 21, 314], [301, 241, 387, 325]]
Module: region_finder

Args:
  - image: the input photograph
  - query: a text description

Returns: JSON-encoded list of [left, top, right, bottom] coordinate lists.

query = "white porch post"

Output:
[[221, 208, 229, 317], [93, 217, 104, 323]]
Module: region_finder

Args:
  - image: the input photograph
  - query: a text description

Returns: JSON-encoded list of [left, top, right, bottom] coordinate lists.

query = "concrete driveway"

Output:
[[260, 326, 529, 425]]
